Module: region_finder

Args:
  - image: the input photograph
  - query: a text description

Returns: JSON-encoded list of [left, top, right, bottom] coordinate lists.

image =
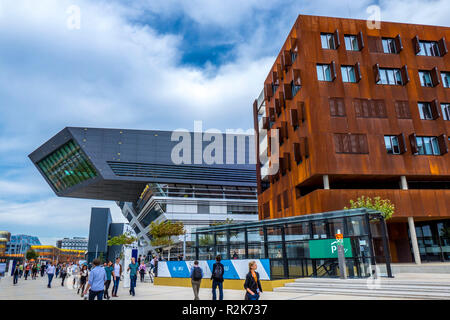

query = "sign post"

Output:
[[335, 230, 347, 279]]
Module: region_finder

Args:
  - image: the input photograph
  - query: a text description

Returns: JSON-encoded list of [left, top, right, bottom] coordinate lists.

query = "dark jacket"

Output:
[[243, 271, 262, 295], [211, 262, 224, 282]]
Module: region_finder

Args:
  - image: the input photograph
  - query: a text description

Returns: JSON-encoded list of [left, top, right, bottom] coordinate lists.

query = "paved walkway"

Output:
[[0, 274, 404, 300]]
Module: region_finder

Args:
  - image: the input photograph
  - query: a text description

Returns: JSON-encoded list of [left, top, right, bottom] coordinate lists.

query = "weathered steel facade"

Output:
[[253, 15, 450, 263]]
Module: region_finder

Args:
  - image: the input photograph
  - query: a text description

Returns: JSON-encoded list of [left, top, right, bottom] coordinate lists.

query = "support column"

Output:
[[400, 176, 408, 190], [408, 217, 421, 265], [323, 175, 330, 189]]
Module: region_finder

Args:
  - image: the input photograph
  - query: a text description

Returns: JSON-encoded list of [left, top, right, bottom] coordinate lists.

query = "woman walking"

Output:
[[78, 264, 89, 296], [138, 261, 146, 282], [104, 261, 113, 300], [243, 261, 263, 301], [60, 263, 68, 286]]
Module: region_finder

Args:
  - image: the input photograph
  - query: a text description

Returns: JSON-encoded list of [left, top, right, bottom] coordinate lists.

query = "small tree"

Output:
[[344, 196, 395, 220], [107, 232, 137, 261], [149, 221, 185, 260], [26, 248, 38, 261]]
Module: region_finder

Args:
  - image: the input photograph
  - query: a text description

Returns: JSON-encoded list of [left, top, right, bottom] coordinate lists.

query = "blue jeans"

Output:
[[47, 274, 54, 287], [89, 289, 104, 300], [247, 293, 260, 300], [112, 276, 120, 295], [212, 280, 223, 300], [13, 274, 18, 284], [130, 275, 137, 295]]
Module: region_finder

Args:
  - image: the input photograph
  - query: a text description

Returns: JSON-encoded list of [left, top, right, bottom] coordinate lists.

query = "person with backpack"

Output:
[[243, 261, 263, 300], [190, 261, 203, 300], [210, 255, 224, 300]]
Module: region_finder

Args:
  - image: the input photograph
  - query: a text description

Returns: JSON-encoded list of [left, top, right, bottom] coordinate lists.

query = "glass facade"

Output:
[[37, 140, 97, 192], [413, 220, 450, 262], [194, 209, 391, 279]]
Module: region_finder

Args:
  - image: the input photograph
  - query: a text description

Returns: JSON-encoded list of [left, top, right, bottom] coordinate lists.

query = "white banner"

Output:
[[123, 247, 131, 288]]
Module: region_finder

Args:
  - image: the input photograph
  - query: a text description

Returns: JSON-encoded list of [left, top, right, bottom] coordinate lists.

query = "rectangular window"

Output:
[[334, 133, 369, 154], [442, 103, 450, 121], [382, 38, 397, 53], [321, 33, 335, 49], [419, 71, 433, 87], [384, 136, 400, 154], [290, 80, 300, 97], [416, 136, 441, 155], [417, 41, 441, 56], [341, 66, 356, 83], [418, 102, 434, 120], [344, 35, 359, 51], [317, 64, 332, 81], [377, 68, 403, 85], [442, 72, 450, 88]]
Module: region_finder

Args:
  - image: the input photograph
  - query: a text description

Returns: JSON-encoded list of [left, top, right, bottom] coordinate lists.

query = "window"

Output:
[[418, 102, 434, 120], [321, 33, 336, 49], [354, 99, 387, 118], [384, 136, 400, 154], [378, 68, 403, 85], [341, 66, 356, 83], [317, 64, 332, 81], [416, 136, 441, 155], [290, 80, 300, 97], [344, 35, 359, 51], [442, 72, 450, 88], [334, 133, 369, 154], [329, 97, 346, 117], [419, 71, 433, 87], [442, 103, 450, 121], [395, 101, 411, 119], [382, 38, 397, 53], [417, 41, 440, 56]]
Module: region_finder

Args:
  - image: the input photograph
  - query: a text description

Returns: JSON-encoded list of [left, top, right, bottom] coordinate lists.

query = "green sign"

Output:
[[309, 238, 353, 259]]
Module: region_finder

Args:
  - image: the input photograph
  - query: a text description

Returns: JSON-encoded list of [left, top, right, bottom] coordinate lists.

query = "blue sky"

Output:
[[0, 0, 448, 245]]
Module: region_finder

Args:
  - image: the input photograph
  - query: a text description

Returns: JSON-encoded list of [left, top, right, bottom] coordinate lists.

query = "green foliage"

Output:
[[107, 233, 137, 247], [25, 248, 38, 261], [198, 234, 214, 246], [149, 220, 185, 248], [344, 196, 395, 220], [210, 218, 234, 226]]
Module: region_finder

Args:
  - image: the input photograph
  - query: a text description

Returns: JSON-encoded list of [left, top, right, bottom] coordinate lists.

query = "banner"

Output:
[[123, 247, 131, 288], [309, 238, 353, 259], [157, 259, 271, 280]]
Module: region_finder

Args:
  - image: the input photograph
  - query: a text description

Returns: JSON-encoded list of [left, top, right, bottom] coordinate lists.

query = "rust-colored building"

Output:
[[253, 15, 450, 263]]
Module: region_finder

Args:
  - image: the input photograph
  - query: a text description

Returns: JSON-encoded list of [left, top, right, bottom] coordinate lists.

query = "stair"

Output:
[[274, 278, 450, 299]]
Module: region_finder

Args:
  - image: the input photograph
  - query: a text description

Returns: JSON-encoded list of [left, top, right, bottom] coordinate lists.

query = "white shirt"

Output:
[[114, 263, 121, 277], [46, 265, 56, 274]]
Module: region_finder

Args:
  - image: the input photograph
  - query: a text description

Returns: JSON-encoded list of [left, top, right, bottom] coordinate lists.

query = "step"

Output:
[[293, 278, 450, 287], [274, 286, 450, 299], [284, 282, 450, 293]]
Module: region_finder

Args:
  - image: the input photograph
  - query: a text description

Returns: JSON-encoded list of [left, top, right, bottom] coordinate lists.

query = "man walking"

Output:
[[111, 257, 122, 297], [211, 255, 224, 300], [83, 259, 106, 300], [46, 262, 56, 288], [127, 257, 138, 296], [13, 262, 20, 285], [190, 261, 203, 300]]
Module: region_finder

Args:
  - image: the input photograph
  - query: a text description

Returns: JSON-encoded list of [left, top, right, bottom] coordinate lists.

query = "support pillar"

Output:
[[408, 217, 421, 265], [323, 175, 330, 190], [400, 176, 408, 190]]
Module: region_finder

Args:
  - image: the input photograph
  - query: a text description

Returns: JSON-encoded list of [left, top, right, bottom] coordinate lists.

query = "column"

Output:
[[400, 176, 408, 190], [408, 217, 421, 265], [323, 175, 330, 189]]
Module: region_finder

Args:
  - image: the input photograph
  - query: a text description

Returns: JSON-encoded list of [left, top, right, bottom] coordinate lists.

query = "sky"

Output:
[[0, 0, 449, 245]]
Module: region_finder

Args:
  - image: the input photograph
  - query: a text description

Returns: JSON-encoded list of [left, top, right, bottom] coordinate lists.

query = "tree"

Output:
[[107, 233, 137, 261], [25, 248, 38, 261], [149, 220, 185, 260], [344, 196, 395, 220]]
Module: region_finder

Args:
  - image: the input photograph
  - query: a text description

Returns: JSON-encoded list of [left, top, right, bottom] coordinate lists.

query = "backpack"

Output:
[[192, 267, 202, 281], [213, 264, 223, 279]]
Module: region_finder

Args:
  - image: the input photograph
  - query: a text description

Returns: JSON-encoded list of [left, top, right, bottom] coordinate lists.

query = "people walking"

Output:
[[211, 255, 224, 300], [138, 261, 146, 282], [78, 264, 88, 296], [40, 264, 45, 277], [71, 263, 79, 289], [104, 261, 113, 300], [60, 263, 68, 286], [46, 262, 56, 288], [32, 263, 38, 280], [55, 263, 60, 278], [190, 260, 203, 300], [13, 263, 20, 285], [128, 257, 138, 296], [24, 262, 30, 280], [83, 259, 106, 300], [111, 258, 122, 297], [244, 261, 263, 300]]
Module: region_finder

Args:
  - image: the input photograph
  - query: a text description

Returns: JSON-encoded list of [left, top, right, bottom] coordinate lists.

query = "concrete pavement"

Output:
[[0, 274, 405, 300]]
